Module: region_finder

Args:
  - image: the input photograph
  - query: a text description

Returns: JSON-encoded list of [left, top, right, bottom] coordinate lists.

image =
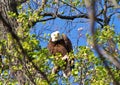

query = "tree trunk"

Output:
[[0, 0, 27, 85]]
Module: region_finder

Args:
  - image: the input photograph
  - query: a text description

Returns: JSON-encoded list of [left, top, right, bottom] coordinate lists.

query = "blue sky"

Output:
[[31, 18, 90, 49], [32, 14, 120, 50], [28, 0, 120, 50]]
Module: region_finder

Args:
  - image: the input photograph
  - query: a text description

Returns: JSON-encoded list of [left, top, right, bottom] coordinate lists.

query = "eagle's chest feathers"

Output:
[[53, 39, 66, 48], [51, 39, 67, 56]]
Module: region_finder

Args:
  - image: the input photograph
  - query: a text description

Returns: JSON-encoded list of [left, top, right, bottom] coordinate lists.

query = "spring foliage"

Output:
[[0, 0, 120, 85]]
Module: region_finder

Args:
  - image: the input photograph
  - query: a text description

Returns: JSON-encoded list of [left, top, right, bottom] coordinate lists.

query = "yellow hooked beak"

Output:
[[55, 33, 59, 38]]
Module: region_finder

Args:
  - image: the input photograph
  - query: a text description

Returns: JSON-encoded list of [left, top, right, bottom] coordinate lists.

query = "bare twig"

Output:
[[60, 0, 83, 14]]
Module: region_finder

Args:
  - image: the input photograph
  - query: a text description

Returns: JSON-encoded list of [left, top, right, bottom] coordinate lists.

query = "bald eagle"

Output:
[[47, 31, 74, 78]]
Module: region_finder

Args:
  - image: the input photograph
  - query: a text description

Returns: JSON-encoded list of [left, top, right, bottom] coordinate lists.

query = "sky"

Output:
[[32, 15, 120, 50], [28, 0, 120, 50]]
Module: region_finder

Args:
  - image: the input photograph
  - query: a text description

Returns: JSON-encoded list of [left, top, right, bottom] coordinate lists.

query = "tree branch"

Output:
[[60, 0, 83, 13], [40, 13, 88, 20], [29, 12, 103, 27], [15, 0, 28, 4]]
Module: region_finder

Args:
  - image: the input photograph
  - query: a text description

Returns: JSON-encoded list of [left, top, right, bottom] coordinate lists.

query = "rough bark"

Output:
[[0, 0, 50, 84]]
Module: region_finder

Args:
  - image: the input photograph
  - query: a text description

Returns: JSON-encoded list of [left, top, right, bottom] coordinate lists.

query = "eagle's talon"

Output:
[[62, 55, 69, 60]]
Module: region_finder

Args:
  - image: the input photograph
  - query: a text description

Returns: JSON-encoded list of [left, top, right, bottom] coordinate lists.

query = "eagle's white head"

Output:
[[51, 31, 62, 42]]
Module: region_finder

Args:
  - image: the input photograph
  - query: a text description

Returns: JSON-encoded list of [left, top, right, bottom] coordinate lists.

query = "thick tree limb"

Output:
[[0, 13, 50, 84], [29, 12, 103, 27], [40, 12, 103, 21], [0, 0, 50, 84]]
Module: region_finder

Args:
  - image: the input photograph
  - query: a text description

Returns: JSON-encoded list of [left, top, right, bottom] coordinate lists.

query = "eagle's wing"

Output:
[[62, 34, 74, 78], [62, 34, 73, 53]]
